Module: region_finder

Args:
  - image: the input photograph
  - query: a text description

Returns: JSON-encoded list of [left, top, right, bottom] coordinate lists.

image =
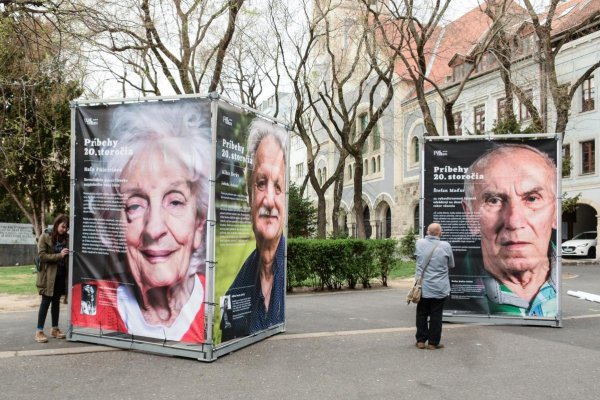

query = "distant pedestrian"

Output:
[[35, 215, 70, 343], [414, 223, 454, 350]]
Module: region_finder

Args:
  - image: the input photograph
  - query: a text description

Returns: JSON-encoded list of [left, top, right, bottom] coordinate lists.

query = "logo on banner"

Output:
[[84, 117, 99, 126], [433, 150, 448, 156]]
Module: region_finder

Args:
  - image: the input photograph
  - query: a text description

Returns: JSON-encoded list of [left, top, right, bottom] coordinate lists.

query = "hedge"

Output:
[[287, 238, 399, 292]]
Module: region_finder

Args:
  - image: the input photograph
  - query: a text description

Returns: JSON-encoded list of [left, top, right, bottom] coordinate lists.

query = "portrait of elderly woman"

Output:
[[71, 100, 210, 343]]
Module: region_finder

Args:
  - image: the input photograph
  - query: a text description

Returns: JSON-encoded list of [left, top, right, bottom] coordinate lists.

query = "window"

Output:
[[371, 157, 376, 174], [452, 112, 462, 135], [475, 52, 495, 73], [581, 140, 595, 174], [519, 89, 533, 121], [359, 113, 368, 130], [497, 98, 508, 122], [377, 155, 381, 172], [581, 75, 595, 112], [295, 163, 304, 179], [385, 207, 391, 239], [364, 159, 368, 175], [291, 135, 304, 150], [515, 29, 535, 56], [358, 112, 381, 151], [453, 63, 467, 81], [563, 144, 571, 178], [411, 137, 420, 163], [318, 167, 327, 185], [519, 33, 535, 54], [413, 204, 420, 232], [348, 164, 353, 180], [474, 104, 485, 133]]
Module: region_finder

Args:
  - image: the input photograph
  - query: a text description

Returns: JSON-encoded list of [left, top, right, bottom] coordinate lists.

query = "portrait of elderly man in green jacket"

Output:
[[461, 144, 558, 317]]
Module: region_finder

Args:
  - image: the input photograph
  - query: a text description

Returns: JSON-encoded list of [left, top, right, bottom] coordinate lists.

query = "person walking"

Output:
[[35, 215, 70, 343], [414, 223, 454, 350]]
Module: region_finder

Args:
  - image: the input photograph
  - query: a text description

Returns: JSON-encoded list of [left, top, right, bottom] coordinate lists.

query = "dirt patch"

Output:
[[0, 294, 40, 312]]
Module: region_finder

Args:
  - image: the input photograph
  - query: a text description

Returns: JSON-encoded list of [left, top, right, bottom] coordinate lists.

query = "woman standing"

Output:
[[35, 215, 70, 343]]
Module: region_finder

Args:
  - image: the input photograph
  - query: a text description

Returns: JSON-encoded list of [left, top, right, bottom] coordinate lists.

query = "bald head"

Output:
[[427, 223, 442, 237]]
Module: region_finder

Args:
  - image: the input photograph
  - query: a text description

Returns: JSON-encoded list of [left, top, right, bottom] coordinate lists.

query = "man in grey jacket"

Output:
[[414, 223, 454, 350]]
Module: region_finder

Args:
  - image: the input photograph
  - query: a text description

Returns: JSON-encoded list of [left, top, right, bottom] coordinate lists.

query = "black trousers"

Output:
[[415, 297, 446, 345], [37, 269, 66, 330]]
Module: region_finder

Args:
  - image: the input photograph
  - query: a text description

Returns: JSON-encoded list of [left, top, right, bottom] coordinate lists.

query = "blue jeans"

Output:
[[415, 297, 446, 345]]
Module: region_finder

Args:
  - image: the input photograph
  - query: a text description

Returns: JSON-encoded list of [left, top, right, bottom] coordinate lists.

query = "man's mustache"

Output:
[[258, 207, 279, 217]]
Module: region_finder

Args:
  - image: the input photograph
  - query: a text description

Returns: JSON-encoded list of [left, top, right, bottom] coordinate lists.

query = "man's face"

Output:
[[465, 148, 556, 274], [120, 147, 204, 294], [251, 136, 285, 249]]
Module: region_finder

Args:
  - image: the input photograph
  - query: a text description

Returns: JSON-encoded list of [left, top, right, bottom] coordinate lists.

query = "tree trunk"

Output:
[[316, 190, 327, 239], [352, 153, 365, 239], [331, 172, 344, 237]]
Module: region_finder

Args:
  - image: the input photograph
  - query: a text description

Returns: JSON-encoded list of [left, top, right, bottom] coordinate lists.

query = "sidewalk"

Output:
[[0, 264, 599, 400]]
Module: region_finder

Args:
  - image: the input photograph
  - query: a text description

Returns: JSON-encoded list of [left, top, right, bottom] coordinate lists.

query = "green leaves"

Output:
[[0, 13, 82, 232]]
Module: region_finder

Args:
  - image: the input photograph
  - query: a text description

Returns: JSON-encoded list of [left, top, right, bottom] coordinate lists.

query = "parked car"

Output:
[[562, 231, 597, 258]]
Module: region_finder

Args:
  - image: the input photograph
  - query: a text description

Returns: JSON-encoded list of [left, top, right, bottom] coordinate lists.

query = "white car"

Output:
[[562, 231, 597, 258]]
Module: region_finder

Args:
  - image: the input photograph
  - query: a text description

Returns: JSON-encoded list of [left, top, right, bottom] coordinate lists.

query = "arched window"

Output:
[[377, 155, 381, 172], [318, 168, 323, 185], [371, 157, 376, 173], [413, 204, 420, 233], [348, 164, 353, 180], [385, 207, 392, 238], [411, 137, 420, 164], [363, 206, 372, 239], [364, 159, 368, 175]]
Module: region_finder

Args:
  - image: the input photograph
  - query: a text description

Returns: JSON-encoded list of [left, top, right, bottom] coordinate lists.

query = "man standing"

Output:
[[415, 223, 454, 350], [221, 118, 287, 341], [461, 144, 557, 316]]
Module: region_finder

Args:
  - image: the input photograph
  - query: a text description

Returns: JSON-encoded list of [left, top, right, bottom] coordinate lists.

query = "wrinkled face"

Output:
[[57, 222, 69, 236], [250, 136, 286, 249], [119, 148, 204, 293], [465, 149, 556, 274]]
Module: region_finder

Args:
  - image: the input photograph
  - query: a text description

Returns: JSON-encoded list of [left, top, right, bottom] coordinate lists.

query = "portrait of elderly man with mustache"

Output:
[[461, 143, 558, 317], [221, 118, 287, 341]]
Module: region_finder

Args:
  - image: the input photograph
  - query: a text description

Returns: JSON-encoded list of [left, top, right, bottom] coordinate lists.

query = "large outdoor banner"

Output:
[[70, 99, 212, 344], [423, 137, 560, 324], [213, 102, 288, 345], [69, 96, 288, 359]]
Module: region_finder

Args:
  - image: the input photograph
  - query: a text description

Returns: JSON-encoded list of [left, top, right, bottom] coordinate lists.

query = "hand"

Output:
[[60, 248, 70, 258]]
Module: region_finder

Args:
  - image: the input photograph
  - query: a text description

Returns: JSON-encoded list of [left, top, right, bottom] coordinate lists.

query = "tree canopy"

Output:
[[0, 13, 82, 235]]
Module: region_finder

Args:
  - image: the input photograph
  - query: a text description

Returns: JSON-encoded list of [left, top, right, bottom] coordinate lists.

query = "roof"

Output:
[[551, 0, 600, 38], [396, 0, 600, 102]]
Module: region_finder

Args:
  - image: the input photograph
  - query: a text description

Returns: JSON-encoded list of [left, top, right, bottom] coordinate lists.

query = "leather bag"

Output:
[[406, 277, 422, 304]]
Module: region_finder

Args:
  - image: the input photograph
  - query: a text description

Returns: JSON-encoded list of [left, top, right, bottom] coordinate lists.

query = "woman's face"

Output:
[[119, 148, 204, 293], [56, 222, 69, 236]]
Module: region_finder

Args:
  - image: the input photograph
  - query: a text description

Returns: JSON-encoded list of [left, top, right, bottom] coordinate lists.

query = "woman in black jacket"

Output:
[[35, 215, 70, 343]]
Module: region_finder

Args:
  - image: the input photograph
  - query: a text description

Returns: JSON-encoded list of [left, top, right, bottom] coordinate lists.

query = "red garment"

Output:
[[70, 274, 206, 343]]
